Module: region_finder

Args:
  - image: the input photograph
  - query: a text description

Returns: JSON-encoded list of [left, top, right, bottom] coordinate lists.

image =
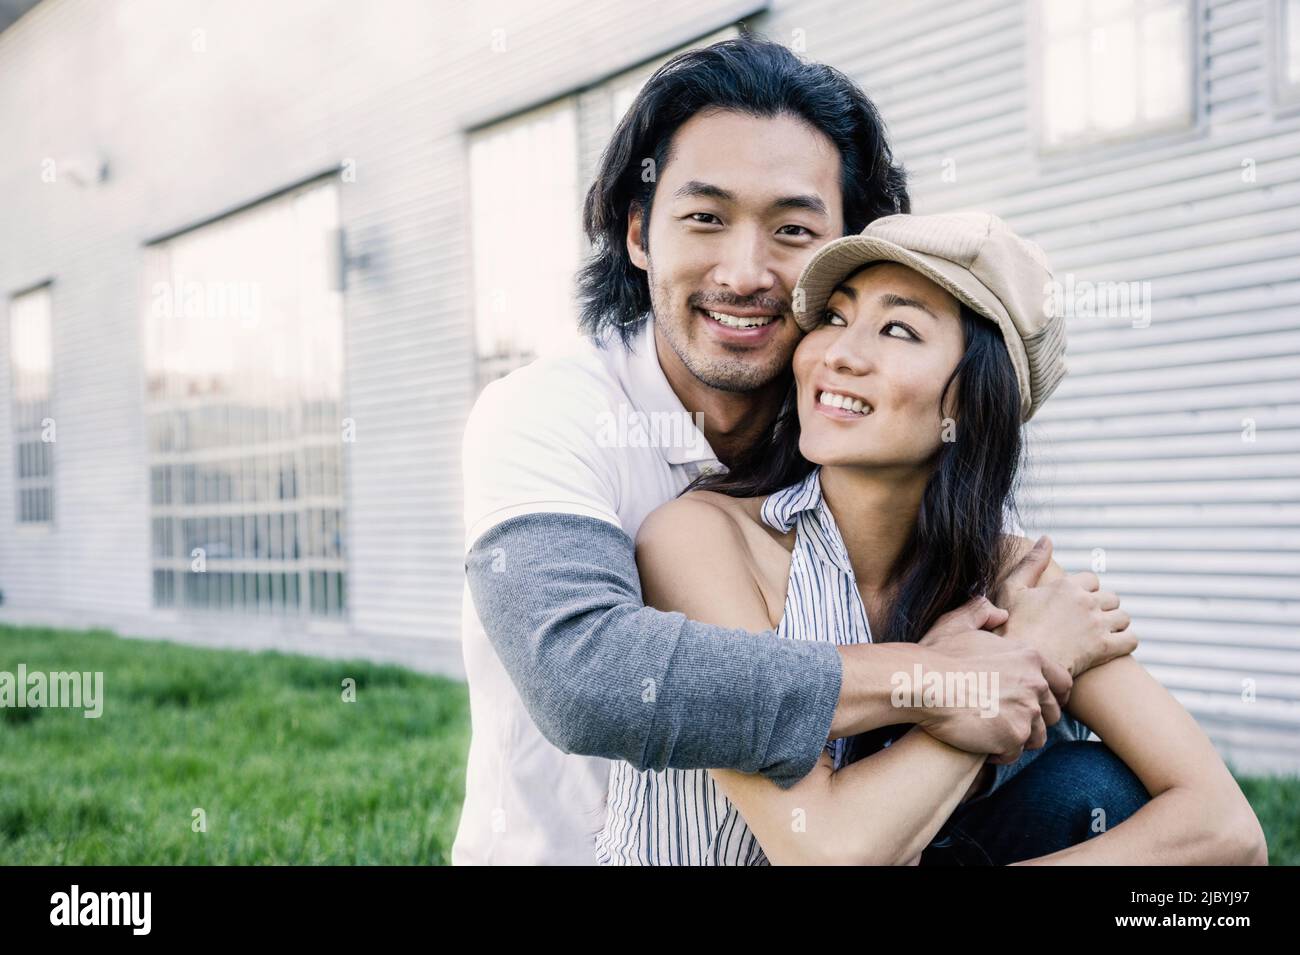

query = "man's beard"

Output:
[[647, 265, 789, 394]]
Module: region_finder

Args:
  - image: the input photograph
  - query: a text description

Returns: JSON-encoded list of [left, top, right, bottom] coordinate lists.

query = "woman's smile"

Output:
[[813, 388, 873, 420]]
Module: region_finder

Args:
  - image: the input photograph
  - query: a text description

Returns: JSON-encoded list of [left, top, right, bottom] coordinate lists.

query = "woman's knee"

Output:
[[1036, 740, 1150, 831]]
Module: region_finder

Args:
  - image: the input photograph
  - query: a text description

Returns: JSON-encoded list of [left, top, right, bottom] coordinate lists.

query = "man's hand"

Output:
[[914, 596, 1072, 766], [993, 536, 1137, 677]]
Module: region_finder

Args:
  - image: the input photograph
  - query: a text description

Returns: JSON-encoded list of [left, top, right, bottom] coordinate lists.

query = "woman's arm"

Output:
[[1015, 654, 1267, 865], [996, 540, 1268, 865], [635, 494, 989, 865], [711, 728, 985, 865]]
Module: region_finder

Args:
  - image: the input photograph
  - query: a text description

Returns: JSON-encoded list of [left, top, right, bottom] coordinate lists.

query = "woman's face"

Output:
[[793, 261, 967, 471]]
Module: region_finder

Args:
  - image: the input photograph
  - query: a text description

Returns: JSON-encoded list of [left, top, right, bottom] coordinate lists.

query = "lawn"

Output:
[[0, 623, 468, 864], [1, 623, 1297, 865]]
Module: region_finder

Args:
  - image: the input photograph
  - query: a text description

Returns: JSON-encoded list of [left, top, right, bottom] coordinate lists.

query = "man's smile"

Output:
[[694, 305, 784, 345]]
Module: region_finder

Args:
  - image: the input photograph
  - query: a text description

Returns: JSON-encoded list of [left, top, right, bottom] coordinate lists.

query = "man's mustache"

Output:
[[690, 294, 788, 314]]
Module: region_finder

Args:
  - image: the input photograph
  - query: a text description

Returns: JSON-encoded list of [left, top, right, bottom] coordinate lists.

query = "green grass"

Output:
[[1, 623, 1297, 865], [0, 623, 469, 864], [1236, 775, 1300, 866]]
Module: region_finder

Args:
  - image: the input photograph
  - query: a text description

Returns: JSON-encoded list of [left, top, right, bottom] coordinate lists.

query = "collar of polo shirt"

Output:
[[619, 314, 721, 468]]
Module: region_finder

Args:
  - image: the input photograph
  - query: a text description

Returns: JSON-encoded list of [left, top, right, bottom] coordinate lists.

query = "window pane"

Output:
[[9, 285, 54, 525], [1037, 0, 1192, 147], [1142, 4, 1191, 123], [144, 179, 347, 617], [469, 98, 581, 372], [1044, 35, 1089, 144], [1043, 0, 1086, 36], [1289, 0, 1300, 86], [1090, 0, 1135, 21], [1091, 18, 1139, 132]]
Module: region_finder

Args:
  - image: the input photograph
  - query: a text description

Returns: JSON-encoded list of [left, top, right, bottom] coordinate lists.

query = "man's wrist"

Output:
[[831, 643, 944, 738]]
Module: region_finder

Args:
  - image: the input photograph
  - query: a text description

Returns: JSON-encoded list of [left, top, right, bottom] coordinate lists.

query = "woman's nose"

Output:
[[822, 326, 874, 376]]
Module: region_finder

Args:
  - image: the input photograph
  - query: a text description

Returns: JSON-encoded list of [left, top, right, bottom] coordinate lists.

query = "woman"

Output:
[[594, 212, 1268, 866]]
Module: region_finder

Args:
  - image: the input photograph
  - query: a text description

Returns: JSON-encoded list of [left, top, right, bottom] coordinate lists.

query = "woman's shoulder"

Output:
[[635, 489, 763, 553], [685, 488, 770, 523], [633, 490, 778, 631]]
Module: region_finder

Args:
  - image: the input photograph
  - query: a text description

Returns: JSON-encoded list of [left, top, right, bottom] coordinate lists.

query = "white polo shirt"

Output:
[[454, 314, 722, 865]]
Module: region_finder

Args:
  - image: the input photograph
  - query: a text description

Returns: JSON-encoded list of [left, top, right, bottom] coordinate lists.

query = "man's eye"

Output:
[[778, 225, 814, 237], [688, 213, 721, 225]]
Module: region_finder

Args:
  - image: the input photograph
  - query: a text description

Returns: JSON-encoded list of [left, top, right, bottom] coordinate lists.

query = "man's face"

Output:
[[626, 108, 845, 393]]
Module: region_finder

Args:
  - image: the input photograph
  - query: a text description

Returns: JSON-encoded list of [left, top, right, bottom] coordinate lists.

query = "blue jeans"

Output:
[[919, 735, 1150, 865]]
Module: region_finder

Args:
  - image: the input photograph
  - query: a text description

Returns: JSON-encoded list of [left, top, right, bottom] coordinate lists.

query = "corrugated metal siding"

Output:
[[762, 0, 1300, 772]]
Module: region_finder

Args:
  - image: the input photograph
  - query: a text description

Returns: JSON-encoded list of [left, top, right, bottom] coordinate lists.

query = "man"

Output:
[[455, 34, 1142, 865]]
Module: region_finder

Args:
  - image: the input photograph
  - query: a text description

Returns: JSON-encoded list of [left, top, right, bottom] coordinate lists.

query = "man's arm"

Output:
[[466, 511, 845, 788]]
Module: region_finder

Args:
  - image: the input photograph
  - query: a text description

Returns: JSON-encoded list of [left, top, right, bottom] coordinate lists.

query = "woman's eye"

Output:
[[823, 310, 847, 327], [884, 321, 918, 340]]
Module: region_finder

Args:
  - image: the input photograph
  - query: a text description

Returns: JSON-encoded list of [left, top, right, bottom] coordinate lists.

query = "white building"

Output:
[[1, 0, 1297, 772]]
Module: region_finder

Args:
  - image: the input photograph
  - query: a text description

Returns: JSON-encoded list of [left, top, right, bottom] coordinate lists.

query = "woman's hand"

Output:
[[993, 536, 1137, 677]]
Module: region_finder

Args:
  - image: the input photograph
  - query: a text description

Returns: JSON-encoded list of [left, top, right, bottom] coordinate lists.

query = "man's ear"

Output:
[[626, 203, 648, 272]]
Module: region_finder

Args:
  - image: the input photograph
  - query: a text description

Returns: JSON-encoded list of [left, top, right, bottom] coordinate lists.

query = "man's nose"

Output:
[[710, 226, 776, 298]]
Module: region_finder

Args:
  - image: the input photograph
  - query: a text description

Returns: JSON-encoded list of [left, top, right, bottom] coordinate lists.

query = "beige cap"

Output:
[[793, 212, 1067, 421]]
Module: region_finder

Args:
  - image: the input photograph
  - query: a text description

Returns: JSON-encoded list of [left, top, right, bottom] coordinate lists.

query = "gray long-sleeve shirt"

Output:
[[465, 511, 844, 785]]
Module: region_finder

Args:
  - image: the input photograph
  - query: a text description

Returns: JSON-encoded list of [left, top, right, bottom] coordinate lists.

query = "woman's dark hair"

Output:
[[687, 299, 1024, 756], [578, 32, 910, 346]]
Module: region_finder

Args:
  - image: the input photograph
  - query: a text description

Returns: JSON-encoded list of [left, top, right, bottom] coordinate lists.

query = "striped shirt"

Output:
[[594, 465, 871, 865]]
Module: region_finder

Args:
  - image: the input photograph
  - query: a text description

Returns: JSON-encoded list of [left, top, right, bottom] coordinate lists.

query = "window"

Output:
[[1035, 0, 1194, 149], [143, 179, 347, 618], [469, 98, 582, 384], [468, 25, 740, 385], [1275, 0, 1300, 106], [9, 284, 54, 525]]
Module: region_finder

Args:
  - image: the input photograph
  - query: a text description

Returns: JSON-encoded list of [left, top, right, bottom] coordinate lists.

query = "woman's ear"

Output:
[[626, 203, 648, 272]]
